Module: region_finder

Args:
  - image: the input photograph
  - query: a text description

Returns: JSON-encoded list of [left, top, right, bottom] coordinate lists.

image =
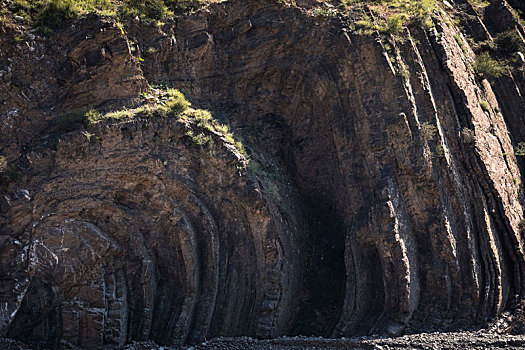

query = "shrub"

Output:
[[479, 100, 490, 111], [474, 52, 509, 80], [35, 0, 80, 34], [193, 109, 212, 122], [496, 30, 524, 55], [407, 0, 435, 27], [515, 142, 525, 156], [214, 123, 230, 135]]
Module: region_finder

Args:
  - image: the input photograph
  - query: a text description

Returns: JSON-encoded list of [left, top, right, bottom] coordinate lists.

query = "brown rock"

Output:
[[2, 0, 525, 348]]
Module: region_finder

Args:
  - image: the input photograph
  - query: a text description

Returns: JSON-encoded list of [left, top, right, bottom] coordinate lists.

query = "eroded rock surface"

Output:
[[2, 0, 525, 348], [2, 116, 308, 348]]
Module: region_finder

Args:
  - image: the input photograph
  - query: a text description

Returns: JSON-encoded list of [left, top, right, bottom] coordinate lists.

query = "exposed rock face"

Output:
[[2, 0, 525, 348], [1, 117, 307, 348]]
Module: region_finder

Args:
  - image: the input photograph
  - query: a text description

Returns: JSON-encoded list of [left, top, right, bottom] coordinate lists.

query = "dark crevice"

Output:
[[290, 199, 346, 337]]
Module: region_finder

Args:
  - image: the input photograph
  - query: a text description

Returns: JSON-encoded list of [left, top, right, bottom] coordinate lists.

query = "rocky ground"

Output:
[[186, 333, 525, 350], [3, 331, 525, 349]]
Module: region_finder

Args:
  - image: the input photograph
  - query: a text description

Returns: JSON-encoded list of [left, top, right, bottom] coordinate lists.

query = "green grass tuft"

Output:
[[4, 0, 213, 34], [163, 88, 191, 116], [479, 100, 490, 112]]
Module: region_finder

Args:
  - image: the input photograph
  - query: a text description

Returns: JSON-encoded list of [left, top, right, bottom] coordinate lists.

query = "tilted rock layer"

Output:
[[2, 0, 525, 348]]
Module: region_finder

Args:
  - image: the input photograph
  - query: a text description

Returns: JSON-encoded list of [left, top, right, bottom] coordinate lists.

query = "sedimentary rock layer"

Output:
[[1, 0, 525, 348], [1, 117, 307, 348]]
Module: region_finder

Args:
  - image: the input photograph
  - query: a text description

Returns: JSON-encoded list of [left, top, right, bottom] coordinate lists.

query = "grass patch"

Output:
[[185, 129, 213, 147], [83, 89, 189, 126], [312, 8, 337, 18], [82, 130, 100, 143], [7, 0, 36, 23], [386, 13, 405, 34], [344, 0, 436, 34], [122, 0, 212, 19], [4, 0, 214, 34], [355, 15, 378, 35], [84, 108, 132, 126], [121, 0, 171, 21], [80, 88, 248, 155], [182, 107, 246, 155], [7, 0, 117, 34], [161, 88, 192, 116]]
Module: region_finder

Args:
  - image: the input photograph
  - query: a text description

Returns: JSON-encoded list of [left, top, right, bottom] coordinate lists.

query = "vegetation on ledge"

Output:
[[0, 0, 441, 38], [82, 88, 247, 155], [1, 0, 217, 33]]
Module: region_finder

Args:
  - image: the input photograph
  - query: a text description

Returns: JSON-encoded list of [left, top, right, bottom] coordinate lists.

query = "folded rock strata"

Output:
[[1, 0, 525, 348]]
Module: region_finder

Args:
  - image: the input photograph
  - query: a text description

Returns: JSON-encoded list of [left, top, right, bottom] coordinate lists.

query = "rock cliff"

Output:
[[2, 0, 525, 348]]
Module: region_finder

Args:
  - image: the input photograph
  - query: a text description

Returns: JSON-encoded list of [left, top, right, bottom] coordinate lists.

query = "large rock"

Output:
[[1, 118, 307, 348]]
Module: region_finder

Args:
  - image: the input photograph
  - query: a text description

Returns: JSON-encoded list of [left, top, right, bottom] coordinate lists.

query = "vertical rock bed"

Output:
[[1, 0, 525, 348]]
